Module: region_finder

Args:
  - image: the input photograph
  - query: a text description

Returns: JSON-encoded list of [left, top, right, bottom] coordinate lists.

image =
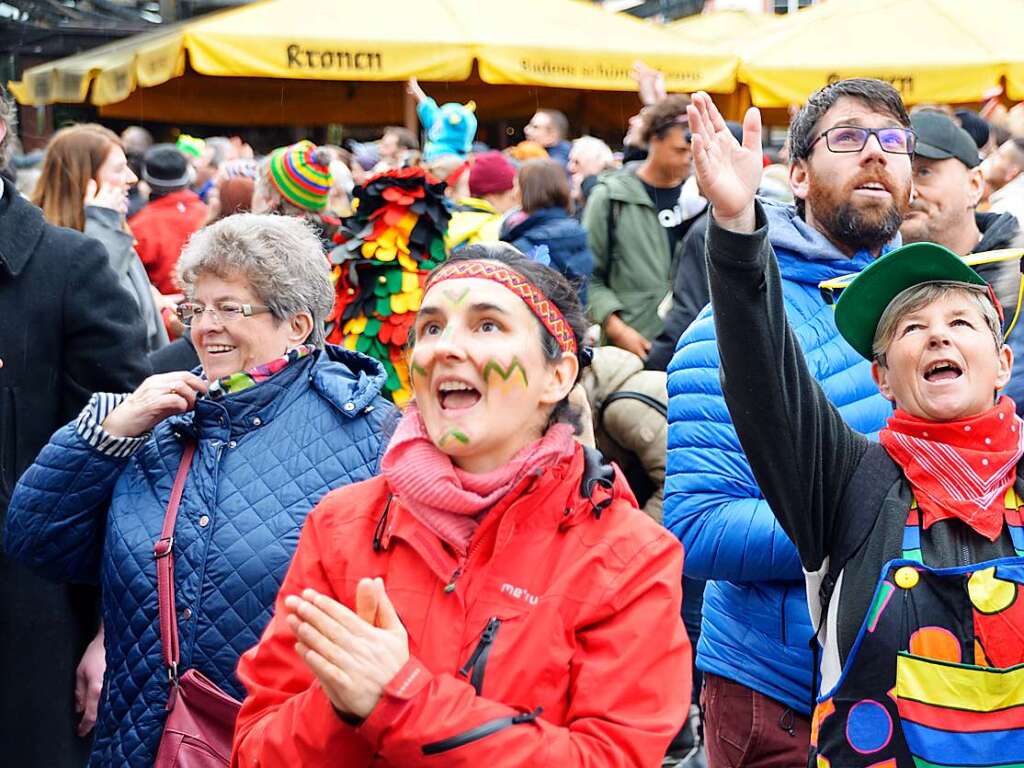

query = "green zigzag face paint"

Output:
[[482, 357, 529, 391], [439, 428, 470, 447]]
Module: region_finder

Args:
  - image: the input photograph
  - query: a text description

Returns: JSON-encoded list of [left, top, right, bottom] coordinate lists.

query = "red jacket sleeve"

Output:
[[231, 513, 374, 767], [358, 534, 689, 767]]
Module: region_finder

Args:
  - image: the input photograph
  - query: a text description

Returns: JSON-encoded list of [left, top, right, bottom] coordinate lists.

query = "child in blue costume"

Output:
[[407, 78, 478, 162]]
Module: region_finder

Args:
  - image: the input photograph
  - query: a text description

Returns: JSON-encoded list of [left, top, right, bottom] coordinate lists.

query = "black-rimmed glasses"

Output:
[[809, 126, 917, 155]]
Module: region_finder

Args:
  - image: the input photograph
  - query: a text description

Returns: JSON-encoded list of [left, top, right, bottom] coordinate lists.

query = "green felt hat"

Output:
[[833, 242, 988, 360]]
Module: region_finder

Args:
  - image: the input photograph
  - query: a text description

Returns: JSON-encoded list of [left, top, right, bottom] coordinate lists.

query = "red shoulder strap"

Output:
[[154, 442, 196, 685]]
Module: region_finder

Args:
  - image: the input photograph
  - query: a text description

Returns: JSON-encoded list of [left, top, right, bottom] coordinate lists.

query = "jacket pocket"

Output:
[[421, 707, 542, 756], [458, 617, 502, 695], [0, 386, 17, 498]]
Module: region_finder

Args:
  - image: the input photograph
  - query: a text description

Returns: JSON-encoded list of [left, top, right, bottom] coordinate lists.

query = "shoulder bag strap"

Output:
[[154, 442, 196, 687]]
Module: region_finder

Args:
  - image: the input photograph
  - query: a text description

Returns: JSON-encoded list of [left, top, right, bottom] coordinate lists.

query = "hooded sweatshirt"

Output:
[[664, 201, 895, 713]]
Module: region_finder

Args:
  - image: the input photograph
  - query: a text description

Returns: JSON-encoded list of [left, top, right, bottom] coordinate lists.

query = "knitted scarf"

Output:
[[879, 397, 1024, 541], [380, 405, 576, 553], [206, 344, 314, 400]]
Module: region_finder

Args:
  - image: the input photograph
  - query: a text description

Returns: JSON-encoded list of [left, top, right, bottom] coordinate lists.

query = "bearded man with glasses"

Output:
[[665, 78, 913, 768]]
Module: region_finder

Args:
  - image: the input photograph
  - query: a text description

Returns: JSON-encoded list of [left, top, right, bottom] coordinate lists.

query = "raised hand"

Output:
[[631, 61, 666, 107], [687, 92, 763, 232], [406, 77, 427, 104]]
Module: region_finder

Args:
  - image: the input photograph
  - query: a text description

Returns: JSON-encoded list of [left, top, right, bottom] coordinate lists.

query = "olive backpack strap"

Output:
[[605, 196, 621, 266]]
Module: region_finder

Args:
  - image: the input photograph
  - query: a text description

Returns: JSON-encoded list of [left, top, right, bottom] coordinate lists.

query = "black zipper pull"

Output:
[[459, 617, 500, 677]]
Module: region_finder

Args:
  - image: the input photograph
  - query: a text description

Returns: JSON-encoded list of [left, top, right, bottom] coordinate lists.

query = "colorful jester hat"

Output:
[[326, 166, 450, 405]]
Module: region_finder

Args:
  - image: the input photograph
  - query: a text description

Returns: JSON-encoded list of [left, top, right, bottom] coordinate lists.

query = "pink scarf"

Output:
[[380, 406, 576, 553]]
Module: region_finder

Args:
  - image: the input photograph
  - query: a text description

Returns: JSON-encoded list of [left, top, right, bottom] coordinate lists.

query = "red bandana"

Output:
[[879, 397, 1024, 541]]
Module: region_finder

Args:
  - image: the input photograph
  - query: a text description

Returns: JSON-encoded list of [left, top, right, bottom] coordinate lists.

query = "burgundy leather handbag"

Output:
[[153, 443, 242, 767]]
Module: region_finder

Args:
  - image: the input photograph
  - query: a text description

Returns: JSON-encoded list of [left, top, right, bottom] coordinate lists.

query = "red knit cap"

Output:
[[469, 151, 515, 197]]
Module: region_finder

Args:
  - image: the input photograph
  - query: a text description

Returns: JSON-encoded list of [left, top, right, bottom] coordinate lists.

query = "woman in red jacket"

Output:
[[232, 244, 689, 767]]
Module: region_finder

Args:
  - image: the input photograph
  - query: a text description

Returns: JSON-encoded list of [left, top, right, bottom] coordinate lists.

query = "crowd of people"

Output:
[[3, 59, 1024, 768]]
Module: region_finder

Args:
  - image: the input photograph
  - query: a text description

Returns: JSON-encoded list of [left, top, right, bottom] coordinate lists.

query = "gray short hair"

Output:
[[570, 136, 614, 169], [177, 214, 335, 347], [872, 281, 1001, 364]]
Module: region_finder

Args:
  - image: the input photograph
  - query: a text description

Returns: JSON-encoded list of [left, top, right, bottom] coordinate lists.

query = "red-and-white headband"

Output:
[[425, 260, 578, 356]]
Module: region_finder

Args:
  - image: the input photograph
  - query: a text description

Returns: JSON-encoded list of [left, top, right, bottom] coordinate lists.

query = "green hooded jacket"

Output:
[[582, 167, 682, 341]]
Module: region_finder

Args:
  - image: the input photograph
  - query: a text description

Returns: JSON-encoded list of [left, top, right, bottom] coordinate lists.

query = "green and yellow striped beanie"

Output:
[[269, 140, 332, 212]]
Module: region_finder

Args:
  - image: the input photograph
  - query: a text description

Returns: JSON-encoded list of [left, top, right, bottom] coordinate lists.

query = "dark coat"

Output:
[[502, 206, 593, 306], [646, 213, 710, 371], [0, 176, 150, 766]]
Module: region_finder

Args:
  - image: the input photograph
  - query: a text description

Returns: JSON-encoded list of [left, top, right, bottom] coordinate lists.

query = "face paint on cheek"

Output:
[[482, 357, 529, 395], [439, 428, 470, 447]]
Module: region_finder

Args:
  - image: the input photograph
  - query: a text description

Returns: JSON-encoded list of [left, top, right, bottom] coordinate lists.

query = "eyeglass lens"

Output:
[[825, 127, 914, 154]]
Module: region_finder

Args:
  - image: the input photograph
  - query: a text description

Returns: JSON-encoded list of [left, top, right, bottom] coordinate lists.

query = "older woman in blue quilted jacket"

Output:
[[4, 214, 395, 766]]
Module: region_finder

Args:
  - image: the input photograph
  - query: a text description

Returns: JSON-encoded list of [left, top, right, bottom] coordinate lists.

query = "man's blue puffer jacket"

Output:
[[665, 202, 893, 714], [5, 346, 396, 766]]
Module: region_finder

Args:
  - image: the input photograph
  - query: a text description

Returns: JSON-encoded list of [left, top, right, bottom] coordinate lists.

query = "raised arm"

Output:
[[687, 93, 868, 569]]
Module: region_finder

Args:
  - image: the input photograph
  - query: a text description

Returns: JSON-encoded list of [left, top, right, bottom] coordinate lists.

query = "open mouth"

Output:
[[923, 360, 963, 382], [437, 379, 482, 411], [854, 181, 891, 196], [205, 344, 237, 355]]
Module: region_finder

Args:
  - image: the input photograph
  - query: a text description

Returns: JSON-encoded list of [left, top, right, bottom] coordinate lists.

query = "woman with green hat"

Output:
[[687, 90, 1024, 767]]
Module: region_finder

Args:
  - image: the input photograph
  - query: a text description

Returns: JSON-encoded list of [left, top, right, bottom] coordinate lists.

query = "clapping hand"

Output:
[[686, 92, 763, 233], [285, 579, 409, 720]]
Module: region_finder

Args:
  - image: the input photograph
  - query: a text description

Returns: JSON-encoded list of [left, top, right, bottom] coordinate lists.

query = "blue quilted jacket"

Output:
[[665, 203, 893, 713], [5, 346, 395, 766]]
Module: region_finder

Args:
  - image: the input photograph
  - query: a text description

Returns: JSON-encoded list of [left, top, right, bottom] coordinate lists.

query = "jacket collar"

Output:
[[454, 197, 498, 215], [0, 176, 46, 278], [599, 165, 657, 207], [380, 444, 635, 556], [170, 344, 387, 440], [764, 200, 899, 286], [503, 206, 567, 238], [976, 210, 1022, 252]]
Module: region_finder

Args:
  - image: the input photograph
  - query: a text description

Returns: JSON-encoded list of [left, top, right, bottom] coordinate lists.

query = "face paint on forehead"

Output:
[[439, 428, 470, 447], [482, 357, 529, 393], [443, 286, 470, 307]]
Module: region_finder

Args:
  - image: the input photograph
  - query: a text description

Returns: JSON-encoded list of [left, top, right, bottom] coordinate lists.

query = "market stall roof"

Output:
[[737, 0, 1017, 108], [668, 9, 780, 51], [9, 0, 737, 108]]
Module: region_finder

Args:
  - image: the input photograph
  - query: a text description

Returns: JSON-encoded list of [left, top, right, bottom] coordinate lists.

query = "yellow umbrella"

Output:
[[738, 0, 1006, 108], [950, 0, 1024, 101], [668, 9, 780, 52], [10, 0, 737, 109]]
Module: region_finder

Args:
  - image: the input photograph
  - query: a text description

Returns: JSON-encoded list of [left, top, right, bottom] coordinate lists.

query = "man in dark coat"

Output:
[[899, 110, 1024, 412], [0, 92, 151, 766]]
